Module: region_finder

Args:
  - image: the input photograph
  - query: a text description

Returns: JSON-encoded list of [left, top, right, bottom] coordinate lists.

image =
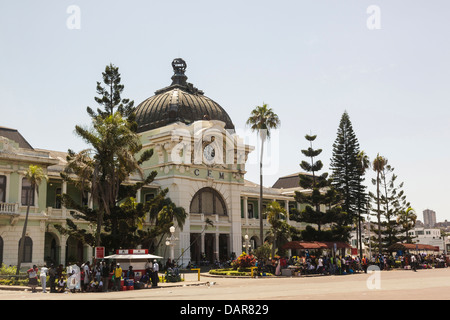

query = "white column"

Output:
[[243, 196, 248, 225], [215, 232, 220, 261], [285, 200, 290, 223], [62, 181, 67, 218]]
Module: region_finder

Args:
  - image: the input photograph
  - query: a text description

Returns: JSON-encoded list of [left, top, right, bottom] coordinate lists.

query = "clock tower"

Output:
[[134, 59, 253, 265]]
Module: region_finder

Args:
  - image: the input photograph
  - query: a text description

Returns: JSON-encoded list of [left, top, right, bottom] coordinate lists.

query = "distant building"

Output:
[[407, 227, 447, 253], [423, 209, 437, 227]]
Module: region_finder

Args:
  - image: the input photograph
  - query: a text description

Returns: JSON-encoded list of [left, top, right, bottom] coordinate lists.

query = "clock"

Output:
[[203, 144, 215, 162]]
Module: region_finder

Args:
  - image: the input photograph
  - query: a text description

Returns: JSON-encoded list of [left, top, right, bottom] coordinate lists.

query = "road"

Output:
[[2, 268, 450, 301]]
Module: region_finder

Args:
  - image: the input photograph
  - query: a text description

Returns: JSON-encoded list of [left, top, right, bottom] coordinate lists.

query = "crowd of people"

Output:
[[27, 259, 161, 293], [253, 252, 448, 277]]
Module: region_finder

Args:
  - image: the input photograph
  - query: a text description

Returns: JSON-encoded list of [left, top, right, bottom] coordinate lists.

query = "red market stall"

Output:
[[104, 249, 163, 290]]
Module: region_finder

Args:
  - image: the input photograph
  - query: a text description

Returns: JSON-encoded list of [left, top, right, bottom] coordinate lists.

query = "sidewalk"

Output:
[[0, 272, 209, 292]]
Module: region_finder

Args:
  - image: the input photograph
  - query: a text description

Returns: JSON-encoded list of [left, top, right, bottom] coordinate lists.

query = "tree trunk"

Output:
[[259, 133, 265, 249], [376, 172, 382, 253], [17, 186, 33, 274]]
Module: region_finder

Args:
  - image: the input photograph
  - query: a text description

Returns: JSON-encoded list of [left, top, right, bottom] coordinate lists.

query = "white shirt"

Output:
[[153, 262, 159, 272], [40, 267, 48, 277]]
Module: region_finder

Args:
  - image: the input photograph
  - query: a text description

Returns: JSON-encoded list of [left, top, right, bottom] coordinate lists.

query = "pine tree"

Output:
[[330, 111, 365, 226], [291, 134, 349, 242]]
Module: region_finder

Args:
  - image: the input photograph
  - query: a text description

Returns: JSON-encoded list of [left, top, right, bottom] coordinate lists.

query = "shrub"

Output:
[[231, 252, 256, 270]]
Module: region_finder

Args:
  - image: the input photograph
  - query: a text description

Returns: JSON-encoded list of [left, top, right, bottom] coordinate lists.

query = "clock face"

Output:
[[203, 144, 215, 162]]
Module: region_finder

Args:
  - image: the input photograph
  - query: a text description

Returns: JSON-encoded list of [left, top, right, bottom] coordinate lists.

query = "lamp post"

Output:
[[165, 226, 178, 261], [243, 234, 251, 254]]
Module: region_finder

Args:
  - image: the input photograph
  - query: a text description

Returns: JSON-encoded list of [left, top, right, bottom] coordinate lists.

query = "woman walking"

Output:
[[27, 265, 39, 293]]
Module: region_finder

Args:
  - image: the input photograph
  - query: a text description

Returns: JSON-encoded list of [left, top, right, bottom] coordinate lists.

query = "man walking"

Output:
[[101, 261, 110, 292], [113, 263, 122, 291], [411, 254, 417, 272], [48, 264, 57, 293], [152, 260, 159, 287]]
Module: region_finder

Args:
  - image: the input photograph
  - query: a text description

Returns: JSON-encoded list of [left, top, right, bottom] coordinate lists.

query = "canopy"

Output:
[[103, 254, 163, 260], [282, 241, 351, 250]]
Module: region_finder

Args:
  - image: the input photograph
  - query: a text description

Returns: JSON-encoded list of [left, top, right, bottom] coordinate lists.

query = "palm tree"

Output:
[[17, 165, 47, 274], [266, 201, 290, 258], [246, 103, 280, 247], [372, 154, 386, 253], [62, 112, 154, 247]]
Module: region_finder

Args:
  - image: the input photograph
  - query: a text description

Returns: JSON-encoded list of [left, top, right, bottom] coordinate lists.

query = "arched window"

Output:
[[190, 187, 227, 216], [18, 236, 33, 263]]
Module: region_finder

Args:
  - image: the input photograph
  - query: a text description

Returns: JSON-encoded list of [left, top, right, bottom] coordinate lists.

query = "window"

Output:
[[18, 236, 33, 263], [21, 178, 34, 206], [55, 188, 62, 209], [248, 203, 254, 219], [145, 193, 155, 203], [190, 187, 227, 216], [0, 175, 6, 202]]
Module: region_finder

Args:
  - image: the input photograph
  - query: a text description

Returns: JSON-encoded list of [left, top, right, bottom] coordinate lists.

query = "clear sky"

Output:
[[1, 1, 449, 222]]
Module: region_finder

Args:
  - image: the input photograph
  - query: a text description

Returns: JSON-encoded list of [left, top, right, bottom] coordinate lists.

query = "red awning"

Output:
[[282, 241, 351, 250]]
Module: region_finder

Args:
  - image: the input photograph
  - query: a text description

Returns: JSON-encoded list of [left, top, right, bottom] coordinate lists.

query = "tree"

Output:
[[356, 150, 370, 258], [378, 162, 412, 249], [291, 134, 349, 242], [88, 63, 135, 119], [17, 165, 47, 274], [371, 154, 387, 253], [397, 207, 417, 244], [246, 103, 280, 247], [56, 64, 185, 253], [330, 111, 363, 225], [265, 201, 292, 257]]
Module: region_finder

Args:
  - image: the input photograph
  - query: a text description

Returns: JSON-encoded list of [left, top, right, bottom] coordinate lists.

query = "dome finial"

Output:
[[171, 58, 188, 86]]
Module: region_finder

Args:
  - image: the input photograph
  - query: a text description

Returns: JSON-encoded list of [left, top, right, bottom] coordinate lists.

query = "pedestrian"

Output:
[[40, 264, 49, 293], [127, 265, 135, 279], [82, 261, 91, 290], [57, 276, 66, 293], [113, 263, 123, 291], [152, 259, 159, 287], [48, 264, 57, 293], [101, 261, 110, 292], [27, 265, 39, 293], [411, 254, 417, 272]]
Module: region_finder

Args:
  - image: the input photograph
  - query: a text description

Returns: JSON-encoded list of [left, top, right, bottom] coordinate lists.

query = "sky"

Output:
[[1, 1, 449, 222]]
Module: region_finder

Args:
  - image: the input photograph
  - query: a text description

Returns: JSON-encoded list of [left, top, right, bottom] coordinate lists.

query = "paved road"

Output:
[[2, 268, 450, 300]]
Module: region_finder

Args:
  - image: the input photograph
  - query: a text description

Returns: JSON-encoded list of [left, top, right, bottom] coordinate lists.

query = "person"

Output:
[[165, 258, 173, 270], [275, 259, 281, 276], [317, 257, 324, 274], [152, 259, 159, 287], [57, 276, 66, 293], [82, 261, 91, 291], [40, 264, 49, 293], [127, 266, 135, 280], [56, 264, 64, 280], [48, 264, 57, 293], [94, 262, 101, 282], [145, 259, 153, 275], [113, 263, 123, 291], [411, 254, 417, 272], [27, 265, 39, 293], [101, 261, 110, 292]]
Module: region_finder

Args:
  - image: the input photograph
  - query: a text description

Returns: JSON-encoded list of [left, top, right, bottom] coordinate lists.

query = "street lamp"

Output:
[[243, 234, 251, 254], [166, 226, 178, 261]]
